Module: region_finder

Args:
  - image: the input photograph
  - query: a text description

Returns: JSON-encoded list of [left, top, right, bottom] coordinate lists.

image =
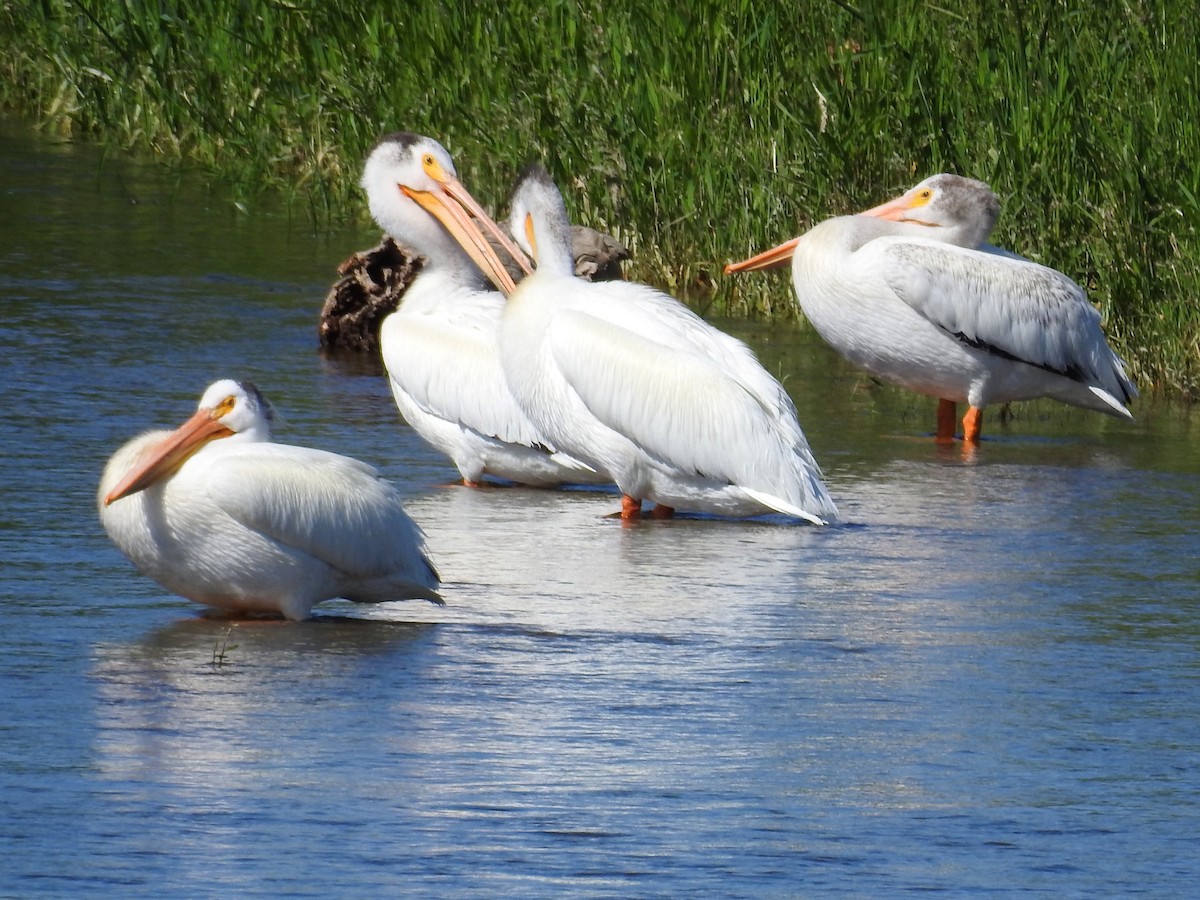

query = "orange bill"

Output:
[[104, 409, 233, 505], [859, 184, 934, 224], [723, 236, 800, 275], [402, 184, 520, 295], [859, 194, 911, 221], [440, 175, 534, 278]]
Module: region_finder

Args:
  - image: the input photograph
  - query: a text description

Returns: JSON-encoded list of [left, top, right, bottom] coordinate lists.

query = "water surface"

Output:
[[1, 121, 1198, 897]]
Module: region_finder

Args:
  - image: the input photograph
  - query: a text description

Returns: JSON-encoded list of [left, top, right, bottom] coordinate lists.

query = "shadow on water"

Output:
[[118, 612, 438, 660], [89, 614, 441, 752]]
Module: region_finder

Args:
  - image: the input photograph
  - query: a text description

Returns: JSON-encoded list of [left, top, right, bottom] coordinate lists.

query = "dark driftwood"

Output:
[[565, 224, 630, 282], [318, 238, 423, 354], [318, 225, 630, 354]]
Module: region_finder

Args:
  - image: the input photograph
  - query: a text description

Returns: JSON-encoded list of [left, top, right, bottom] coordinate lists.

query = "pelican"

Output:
[[725, 173, 1137, 442], [496, 163, 838, 524], [359, 132, 606, 487], [99, 380, 441, 621]]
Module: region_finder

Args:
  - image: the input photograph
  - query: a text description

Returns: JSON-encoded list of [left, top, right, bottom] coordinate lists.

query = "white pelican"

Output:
[[360, 132, 606, 487], [99, 379, 441, 621], [496, 163, 838, 524], [725, 173, 1137, 442]]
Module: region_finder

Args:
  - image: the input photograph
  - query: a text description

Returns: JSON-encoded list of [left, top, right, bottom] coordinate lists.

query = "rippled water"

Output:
[[2, 121, 1198, 897]]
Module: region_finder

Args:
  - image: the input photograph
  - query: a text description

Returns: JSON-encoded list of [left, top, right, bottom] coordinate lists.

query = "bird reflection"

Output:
[[89, 616, 437, 784]]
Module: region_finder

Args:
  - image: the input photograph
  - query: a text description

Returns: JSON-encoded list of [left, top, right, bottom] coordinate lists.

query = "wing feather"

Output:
[[563, 281, 804, 432], [547, 309, 804, 487], [206, 445, 434, 582], [381, 305, 548, 448], [876, 239, 1133, 396]]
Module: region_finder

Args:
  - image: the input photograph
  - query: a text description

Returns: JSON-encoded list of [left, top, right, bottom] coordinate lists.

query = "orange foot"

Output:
[[961, 406, 983, 443], [434, 478, 481, 489], [648, 504, 675, 519], [936, 398, 957, 443], [620, 495, 642, 520]]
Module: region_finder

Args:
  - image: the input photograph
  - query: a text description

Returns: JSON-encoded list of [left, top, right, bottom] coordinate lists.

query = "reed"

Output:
[[2, 0, 1196, 396]]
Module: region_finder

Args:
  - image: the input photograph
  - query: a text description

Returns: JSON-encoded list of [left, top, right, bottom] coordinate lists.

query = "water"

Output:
[[2, 120, 1198, 897]]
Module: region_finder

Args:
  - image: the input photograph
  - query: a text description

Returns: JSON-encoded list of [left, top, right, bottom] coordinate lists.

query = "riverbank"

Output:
[[2, 1, 1196, 397]]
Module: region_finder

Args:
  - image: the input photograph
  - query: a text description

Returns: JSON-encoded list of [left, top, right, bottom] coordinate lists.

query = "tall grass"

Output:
[[2, 0, 1197, 396]]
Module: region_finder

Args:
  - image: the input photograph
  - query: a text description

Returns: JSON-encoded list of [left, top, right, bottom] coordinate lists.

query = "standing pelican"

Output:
[[725, 174, 1136, 442], [497, 163, 837, 524], [100, 380, 441, 621], [360, 132, 605, 487]]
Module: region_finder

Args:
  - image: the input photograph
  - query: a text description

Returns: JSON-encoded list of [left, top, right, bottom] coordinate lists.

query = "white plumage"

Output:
[[360, 132, 605, 486], [497, 163, 837, 524], [99, 380, 440, 621], [726, 173, 1136, 441]]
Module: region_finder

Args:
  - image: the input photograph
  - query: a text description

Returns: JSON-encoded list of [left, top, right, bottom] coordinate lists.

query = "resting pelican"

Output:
[[725, 174, 1137, 442], [99, 380, 441, 621], [360, 132, 605, 487], [497, 163, 838, 524]]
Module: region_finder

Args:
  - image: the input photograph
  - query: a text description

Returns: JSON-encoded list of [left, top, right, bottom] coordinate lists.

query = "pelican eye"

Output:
[[912, 188, 933, 208], [213, 395, 237, 418], [421, 152, 444, 181]]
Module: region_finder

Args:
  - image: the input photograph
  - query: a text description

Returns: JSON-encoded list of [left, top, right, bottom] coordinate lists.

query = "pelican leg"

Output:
[[936, 399, 958, 443], [961, 406, 983, 443], [649, 503, 675, 519], [620, 495, 643, 520]]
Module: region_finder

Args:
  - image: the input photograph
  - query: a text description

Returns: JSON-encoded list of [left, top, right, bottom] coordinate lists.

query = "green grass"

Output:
[[2, 0, 1197, 397]]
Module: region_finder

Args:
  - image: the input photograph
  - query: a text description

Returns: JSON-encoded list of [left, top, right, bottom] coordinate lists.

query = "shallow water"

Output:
[[2, 121, 1198, 897]]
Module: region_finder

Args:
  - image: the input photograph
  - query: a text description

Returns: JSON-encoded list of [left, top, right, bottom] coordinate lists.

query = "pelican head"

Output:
[[508, 162, 575, 277], [724, 172, 1003, 276], [103, 379, 272, 505], [859, 173, 1000, 248], [360, 132, 531, 293]]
